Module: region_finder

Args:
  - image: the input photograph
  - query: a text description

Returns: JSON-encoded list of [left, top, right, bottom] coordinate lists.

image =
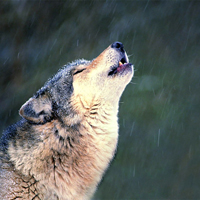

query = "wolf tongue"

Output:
[[117, 62, 129, 72]]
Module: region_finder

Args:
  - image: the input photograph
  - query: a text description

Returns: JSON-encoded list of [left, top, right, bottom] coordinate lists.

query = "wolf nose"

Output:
[[111, 41, 125, 53]]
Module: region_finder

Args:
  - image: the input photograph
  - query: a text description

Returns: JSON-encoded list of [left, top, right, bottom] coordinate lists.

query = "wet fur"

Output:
[[0, 43, 133, 199]]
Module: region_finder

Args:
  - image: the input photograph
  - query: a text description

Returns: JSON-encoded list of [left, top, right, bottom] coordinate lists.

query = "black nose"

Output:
[[111, 41, 124, 52]]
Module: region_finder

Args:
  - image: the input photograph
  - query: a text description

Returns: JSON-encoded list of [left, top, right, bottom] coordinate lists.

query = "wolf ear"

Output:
[[19, 95, 53, 124]]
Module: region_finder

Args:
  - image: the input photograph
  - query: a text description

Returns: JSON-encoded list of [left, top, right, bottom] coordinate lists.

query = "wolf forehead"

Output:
[[46, 59, 91, 94], [37, 58, 91, 103]]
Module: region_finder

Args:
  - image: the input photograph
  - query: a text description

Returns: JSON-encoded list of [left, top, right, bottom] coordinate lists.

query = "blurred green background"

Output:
[[0, 1, 200, 199]]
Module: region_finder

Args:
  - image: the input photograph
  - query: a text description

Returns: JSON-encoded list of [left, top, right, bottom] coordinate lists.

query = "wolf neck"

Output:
[[85, 103, 118, 134], [45, 97, 119, 198], [7, 98, 119, 199], [78, 94, 119, 117]]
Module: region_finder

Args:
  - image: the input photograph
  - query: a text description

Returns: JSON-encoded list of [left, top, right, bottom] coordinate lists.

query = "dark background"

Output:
[[1, 1, 200, 199]]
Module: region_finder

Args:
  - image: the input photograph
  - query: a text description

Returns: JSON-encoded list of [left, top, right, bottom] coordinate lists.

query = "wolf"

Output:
[[0, 41, 133, 200]]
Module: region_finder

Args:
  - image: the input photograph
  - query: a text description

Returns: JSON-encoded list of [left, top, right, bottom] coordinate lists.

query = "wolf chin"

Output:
[[0, 42, 134, 200]]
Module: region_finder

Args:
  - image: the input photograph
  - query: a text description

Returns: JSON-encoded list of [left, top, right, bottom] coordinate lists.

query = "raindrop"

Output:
[[157, 129, 160, 147], [133, 164, 136, 177], [130, 121, 135, 136]]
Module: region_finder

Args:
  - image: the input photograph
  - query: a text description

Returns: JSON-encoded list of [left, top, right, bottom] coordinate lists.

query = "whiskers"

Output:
[[127, 54, 138, 86], [130, 81, 137, 85]]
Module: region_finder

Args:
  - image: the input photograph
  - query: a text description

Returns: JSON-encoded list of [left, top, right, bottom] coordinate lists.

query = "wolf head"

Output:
[[19, 42, 134, 126]]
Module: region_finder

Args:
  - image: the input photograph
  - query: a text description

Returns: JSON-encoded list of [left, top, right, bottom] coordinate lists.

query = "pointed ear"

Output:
[[19, 94, 53, 124]]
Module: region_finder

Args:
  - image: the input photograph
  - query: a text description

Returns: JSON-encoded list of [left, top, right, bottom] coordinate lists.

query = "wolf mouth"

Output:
[[108, 55, 132, 76]]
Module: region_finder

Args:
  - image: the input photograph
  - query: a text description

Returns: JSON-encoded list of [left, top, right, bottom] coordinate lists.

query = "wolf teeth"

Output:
[[119, 61, 123, 66], [119, 61, 127, 66]]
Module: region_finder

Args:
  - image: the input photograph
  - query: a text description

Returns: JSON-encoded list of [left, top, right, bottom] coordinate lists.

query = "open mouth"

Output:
[[108, 55, 132, 76]]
